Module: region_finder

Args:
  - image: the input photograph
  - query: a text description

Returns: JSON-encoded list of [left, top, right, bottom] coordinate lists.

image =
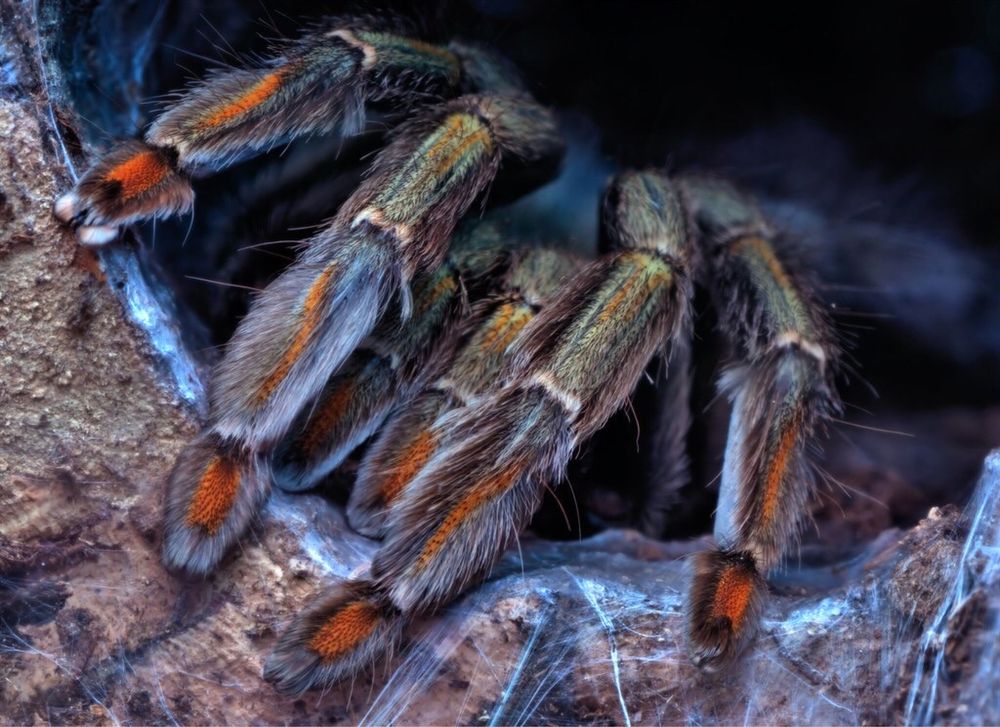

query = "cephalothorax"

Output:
[[55, 16, 840, 695]]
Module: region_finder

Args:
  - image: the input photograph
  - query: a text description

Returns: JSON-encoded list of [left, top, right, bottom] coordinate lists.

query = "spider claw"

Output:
[[161, 431, 270, 576], [53, 192, 80, 224], [77, 225, 120, 246], [264, 580, 404, 694]]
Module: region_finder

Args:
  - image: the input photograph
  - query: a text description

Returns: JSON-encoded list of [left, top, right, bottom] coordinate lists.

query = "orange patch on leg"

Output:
[[479, 303, 516, 350], [597, 253, 673, 327], [255, 264, 336, 405], [104, 150, 171, 200], [760, 422, 799, 524], [186, 455, 240, 534], [433, 126, 493, 176], [415, 463, 522, 571], [379, 429, 437, 506], [415, 272, 458, 315], [597, 261, 644, 326], [480, 303, 533, 354], [202, 70, 285, 128], [492, 307, 533, 352], [423, 114, 494, 177], [297, 379, 355, 456], [308, 601, 379, 661], [733, 236, 793, 290], [709, 564, 755, 634]]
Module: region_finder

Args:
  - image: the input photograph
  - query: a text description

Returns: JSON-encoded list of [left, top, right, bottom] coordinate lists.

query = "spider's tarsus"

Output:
[[263, 579, 405, 695], [52, 141, 194, 234], [161, 432, 270, 576], [687, 548, 767, 670], [348, 247, 580, 538]]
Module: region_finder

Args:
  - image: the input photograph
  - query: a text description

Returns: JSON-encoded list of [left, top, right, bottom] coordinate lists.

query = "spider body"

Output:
[[55, 16, 840, 695]]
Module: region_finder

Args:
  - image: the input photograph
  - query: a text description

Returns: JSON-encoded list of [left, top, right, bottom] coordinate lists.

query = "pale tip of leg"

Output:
[[78, 225, 119, 246], [54, 193, 79, 223]]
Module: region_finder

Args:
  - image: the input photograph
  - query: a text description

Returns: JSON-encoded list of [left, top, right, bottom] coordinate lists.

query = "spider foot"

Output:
[[686, 548, 766, 671], [53, 141, 193, 244], [264, 580, 404, 695], [161, 431, 270, 576]]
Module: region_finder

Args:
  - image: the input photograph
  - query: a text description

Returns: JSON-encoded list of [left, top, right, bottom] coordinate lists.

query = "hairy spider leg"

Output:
[[261, 171, 692, 693], [348, 247, 582, 537], [263, 579, 406, 694], [54, 21, 480, 243], [160, 431, 271, 577], [679, 175, 840, 670], [270, 218, 511, 493], [161, 94, 561, 576]]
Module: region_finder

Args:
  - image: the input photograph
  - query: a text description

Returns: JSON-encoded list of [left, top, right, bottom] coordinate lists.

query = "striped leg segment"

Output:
[[161, 95, 560, 577], [54, 20, 484, 243], [261, 171, 694, 692], [269, 217, 509, 493], [370, 173, 691, 617], [347, 247, 581, 537], [679, 175, 840, 669], [373, 386, 571, 612], [271, 350, 398, 494], [347, 391, 450, 538]]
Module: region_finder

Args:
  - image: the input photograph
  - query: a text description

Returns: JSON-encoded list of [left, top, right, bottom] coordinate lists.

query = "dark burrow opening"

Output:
[[51, 0, 1000, 562]]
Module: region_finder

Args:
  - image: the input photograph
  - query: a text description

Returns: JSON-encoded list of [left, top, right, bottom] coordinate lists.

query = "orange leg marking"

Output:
[[297, 379, 355, 456], [186, 455, 241, 534], [759, 420, 799, 524], [255, 264, 336, 405], [433, 126, 493, 176], [491, 306, 533, 353], [104, 150, 171, 200], [202, 70, 285, 129], [424, 115, 465, 159], [733, 236, 793, 291], [415, 463, 522, 571], [709, 564, 755, 634], [597, 260, 644, 326], [308, 601, 380, 661], [618, 266, 673, 326], [596, 252, 674, 328], [379, 429, 438, 506], [422, 114, 494, 179], [415, 272, 458, 315], [479, 303, 517, 350]]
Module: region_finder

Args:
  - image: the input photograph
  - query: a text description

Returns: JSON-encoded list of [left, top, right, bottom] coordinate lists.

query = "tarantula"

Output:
[[54, 17, 840, 695]]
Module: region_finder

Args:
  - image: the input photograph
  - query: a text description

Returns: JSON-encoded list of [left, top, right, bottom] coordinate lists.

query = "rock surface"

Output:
[[2, 2, 999, 725]]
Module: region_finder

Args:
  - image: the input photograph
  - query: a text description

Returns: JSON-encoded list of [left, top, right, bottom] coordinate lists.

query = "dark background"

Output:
[[131, 1, 1000, 245], [62, 1, 1000, 244]]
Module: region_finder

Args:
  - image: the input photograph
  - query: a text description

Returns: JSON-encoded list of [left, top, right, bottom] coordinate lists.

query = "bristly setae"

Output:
[[54, 15, 840, 695]]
